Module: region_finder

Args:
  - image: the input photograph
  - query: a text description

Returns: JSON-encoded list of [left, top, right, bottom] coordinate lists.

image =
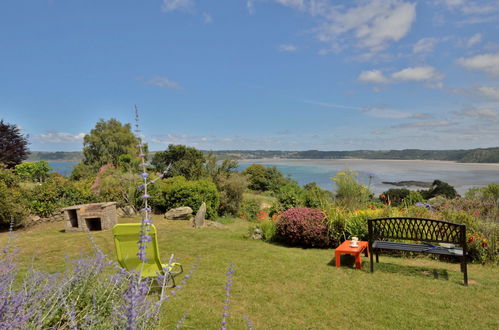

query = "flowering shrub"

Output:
[[276, 207, 329, 248], [239, 199, 260, 221]]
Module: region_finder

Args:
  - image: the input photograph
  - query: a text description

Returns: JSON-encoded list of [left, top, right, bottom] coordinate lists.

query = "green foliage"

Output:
[[152, 144, 206, 180], [215, 172, 248, 216], [70, 162, 97, 180], [0, 181, 28, 227], [380, 188, 410, 206], [439, 209, 478, 232], [242, 164, 292, 193], [15, 161, 51, 182], [332, 170, 372, 209], [302, 183, 331, 209], [0, 119, 30, 168], [401, 190, 425, 207], [344, 215, 369, 241], [150, 176, 219, 219], [82, 118, 139, 169], [92, 166, 139, 208], [421, 180, 457, 199], [23, 174, 97, 217], [275, 183, 304, 211], [205, 152, 238, 179], [465, 183, 499, 202], [239, 199, 260, 221], [276, 207, 330, 248]]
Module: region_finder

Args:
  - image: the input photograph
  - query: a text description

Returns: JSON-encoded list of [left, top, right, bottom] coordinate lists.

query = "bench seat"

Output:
[[373, 241, 464, 256]]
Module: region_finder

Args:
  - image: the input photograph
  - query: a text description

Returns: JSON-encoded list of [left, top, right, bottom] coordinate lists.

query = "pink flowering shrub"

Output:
[[276, 207, 330, 248]]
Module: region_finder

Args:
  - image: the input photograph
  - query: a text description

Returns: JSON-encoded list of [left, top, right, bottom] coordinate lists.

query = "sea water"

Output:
[[49, 159, 499, 196]]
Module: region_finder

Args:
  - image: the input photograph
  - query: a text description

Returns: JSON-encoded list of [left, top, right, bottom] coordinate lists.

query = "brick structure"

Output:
[[63, 202, 117, 232]]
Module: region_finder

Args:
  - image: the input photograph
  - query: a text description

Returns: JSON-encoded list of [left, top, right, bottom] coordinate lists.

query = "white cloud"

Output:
[[145, 76, 181, 89], [457, 52, 499, 76], [413, 37, 438, 53], [247, 0, 255, 14], [466, 33, 482, 47], [203, 12, 213, 24], [475, 86, 499, 101], [161, 0, 194, 13], [457, 106, 499, 120], [392, 120, 452, 128], [358, 70, 389, 83], [278, 44, 298, 52], [38, 132, 85, 143], [391, 66, 443, 82], [316, 1, 417, 53]]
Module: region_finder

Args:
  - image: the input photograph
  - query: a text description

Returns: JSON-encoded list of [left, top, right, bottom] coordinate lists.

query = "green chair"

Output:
[[112, 223, 182, 286]]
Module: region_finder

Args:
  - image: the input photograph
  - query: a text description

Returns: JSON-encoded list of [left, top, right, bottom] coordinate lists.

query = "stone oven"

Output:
[[63, 202, 117, 232]]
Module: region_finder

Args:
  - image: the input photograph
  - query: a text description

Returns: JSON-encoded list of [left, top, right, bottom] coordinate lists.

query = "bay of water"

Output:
[[50, 159, 499, 196], [239, 159, 499, 195]]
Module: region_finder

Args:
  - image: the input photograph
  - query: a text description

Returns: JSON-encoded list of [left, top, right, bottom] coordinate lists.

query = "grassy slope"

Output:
[[2, 217, 498, 329]]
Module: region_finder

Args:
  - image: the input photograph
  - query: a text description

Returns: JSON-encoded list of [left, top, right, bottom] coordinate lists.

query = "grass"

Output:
[[2, 216, 498, 329]]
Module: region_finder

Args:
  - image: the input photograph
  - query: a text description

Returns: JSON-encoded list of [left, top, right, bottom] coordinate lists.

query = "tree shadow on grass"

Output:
[[328, 257, 453, 282], [370, 262, 451, 281]]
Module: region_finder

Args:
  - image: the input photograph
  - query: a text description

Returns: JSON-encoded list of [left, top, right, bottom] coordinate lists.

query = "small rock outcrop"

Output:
[[251, 228, 263, 240], [164, 207, 193, 220], [193, 202, 206, 228]]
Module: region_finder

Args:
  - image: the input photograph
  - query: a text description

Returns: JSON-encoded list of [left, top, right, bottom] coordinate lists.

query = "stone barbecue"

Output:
[[63, 202, 117, 232]]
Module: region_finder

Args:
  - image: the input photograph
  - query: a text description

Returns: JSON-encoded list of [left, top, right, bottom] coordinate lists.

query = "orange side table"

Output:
[[335, 240, 369, 269]]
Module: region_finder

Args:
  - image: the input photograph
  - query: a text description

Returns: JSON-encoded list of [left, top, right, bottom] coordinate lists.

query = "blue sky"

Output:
[[1, 0, 499, 152]]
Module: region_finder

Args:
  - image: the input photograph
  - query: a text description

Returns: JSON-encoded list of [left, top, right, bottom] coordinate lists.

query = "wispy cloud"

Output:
[[203, 12, 213, 24], [161, 0, 194, 13], [413, 37, 438, 54], [457, 52, 499, 76], [278, 44, 298, 52], [37, 131, 85, 143], [358, 70, 389, 83], [466, 33, 482, 47], [304, 100, 431, 119], [391, 120, 453, 129], [247, 0, 255, 14], [358, 66, 444, 88], [475, 86, 499, 101], [455, 106, 499, 121], [145, 76, 181, 89]]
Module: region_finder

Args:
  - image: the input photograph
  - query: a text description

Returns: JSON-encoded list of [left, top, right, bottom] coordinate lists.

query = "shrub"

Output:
[[239, 199, 260, 221], [401, 190, 425, 207], [274, 183, 304, 211], [380, 188, 410, 206], [0, 181, 28, 228], [150, 176, 220, 219], [259, 220, 278, 242], [421, 180, 457, 199], [302, 183, 331, 209], [215, 172, 248, 216], [276, 207, 329, 248], [332, 170, 372, 209]]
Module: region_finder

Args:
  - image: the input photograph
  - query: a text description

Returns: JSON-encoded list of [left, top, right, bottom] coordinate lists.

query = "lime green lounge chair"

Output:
[[112, 223, 182, 286]]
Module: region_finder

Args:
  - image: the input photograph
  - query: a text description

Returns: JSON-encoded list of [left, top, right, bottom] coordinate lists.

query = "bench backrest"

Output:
[[368, 217, 466, 245]]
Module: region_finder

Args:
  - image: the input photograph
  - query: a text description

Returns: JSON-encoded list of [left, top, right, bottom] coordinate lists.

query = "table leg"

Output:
[[335, 251, 341, 268], [355, 252, 362, 269]]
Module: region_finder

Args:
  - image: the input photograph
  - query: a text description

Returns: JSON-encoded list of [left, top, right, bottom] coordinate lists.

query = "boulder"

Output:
[[203, 220, 227, 229], [251, 228, 263, 240], [164, 207, 193, 220], [193, 202, 206, 228]]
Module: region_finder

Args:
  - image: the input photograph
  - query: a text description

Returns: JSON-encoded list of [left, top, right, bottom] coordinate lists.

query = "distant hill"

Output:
[[28, 151, 83, 162], [28, 147, 499, 163]]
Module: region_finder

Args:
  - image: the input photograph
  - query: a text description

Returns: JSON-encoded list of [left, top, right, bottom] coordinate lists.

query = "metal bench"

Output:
[[368, 217, 468, 285]]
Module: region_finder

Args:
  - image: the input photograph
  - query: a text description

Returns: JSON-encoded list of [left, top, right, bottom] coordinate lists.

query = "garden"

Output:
[[0, 118, 498, 329]]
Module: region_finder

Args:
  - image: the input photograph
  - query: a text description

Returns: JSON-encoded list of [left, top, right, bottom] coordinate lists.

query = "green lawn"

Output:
[[3, 217, 498, 329]]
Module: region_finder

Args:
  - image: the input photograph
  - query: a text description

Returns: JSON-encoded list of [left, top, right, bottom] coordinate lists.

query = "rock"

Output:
[[193, 202, 206, 228], [28, 215, 41, 222], [251, 228, 263, 240], [164, 207, 193, 220]]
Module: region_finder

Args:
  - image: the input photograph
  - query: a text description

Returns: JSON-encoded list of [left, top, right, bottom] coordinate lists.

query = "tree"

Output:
[[151, 144, 206, 180], [421, 180, 458, 199], [15, 161, 51, 182], [82, 118, 139, 169], [0, 120, 30, 168]]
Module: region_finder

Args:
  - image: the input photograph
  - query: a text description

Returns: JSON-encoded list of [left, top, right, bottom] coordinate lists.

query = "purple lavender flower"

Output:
[[220, 263, 235, 330]]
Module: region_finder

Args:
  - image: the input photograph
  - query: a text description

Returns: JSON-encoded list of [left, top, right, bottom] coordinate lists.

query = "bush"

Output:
[[380, 188, 410, 206], [332, 170, 372, 209], [150, 176, 219, 219], [239, 199, 260, 221], [259, 220, 278, 242], [276, 207, 329, 248], [215, 172, 248, 216], [302, 183, 331, 209], [23, 174, 97, 217], [0, 181, 28, 228], [421, 180, 458, 199], [275, 183, 304, 211]]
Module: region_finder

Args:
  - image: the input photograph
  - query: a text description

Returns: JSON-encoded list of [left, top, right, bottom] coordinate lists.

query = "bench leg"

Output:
[[461, 256, 468, 286], [375, 251, 379, 263], [370, 248, 374, 273]]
